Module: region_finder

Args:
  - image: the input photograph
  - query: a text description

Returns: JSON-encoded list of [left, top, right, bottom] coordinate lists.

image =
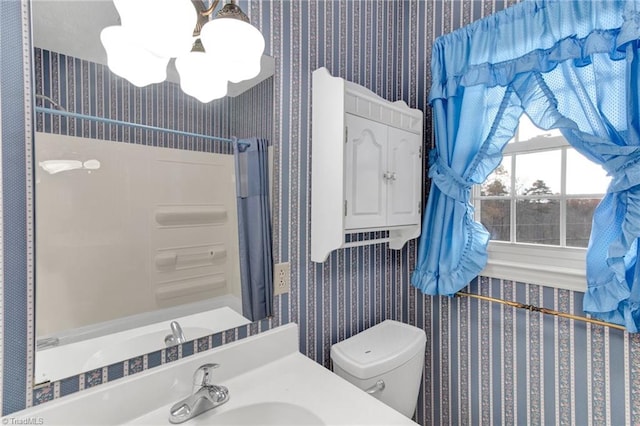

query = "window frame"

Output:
[[472, 133, 606, 292]]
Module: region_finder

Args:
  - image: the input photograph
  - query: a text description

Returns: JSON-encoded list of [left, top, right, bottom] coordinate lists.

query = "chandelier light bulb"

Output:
[[227, 56, 262, 83], [175, 50, 228, 103], [200, 17, 265, 83], [113, 0, 197, 58], [100, 25, 169, 87]]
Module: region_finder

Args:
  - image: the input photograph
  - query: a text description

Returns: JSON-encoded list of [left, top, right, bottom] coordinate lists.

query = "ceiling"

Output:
[[31, 0, 274, 97]]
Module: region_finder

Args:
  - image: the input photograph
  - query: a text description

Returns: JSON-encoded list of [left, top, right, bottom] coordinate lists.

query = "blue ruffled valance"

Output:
[[429, 0, 640, 102], [412, 0, 640, 332]]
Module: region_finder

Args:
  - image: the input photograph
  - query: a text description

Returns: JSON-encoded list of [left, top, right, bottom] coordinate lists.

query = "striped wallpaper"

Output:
[[35, 47, 273, 154], [35, 47, 231, 153], [1, 1, 639, 425], [424, 276, 637, 426]]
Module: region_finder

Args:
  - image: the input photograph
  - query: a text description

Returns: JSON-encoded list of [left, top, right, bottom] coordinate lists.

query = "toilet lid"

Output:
[[330, 320, 426, 379]]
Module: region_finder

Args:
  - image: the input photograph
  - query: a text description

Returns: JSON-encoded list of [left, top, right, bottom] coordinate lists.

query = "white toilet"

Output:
[[330, 319, 426, 418]]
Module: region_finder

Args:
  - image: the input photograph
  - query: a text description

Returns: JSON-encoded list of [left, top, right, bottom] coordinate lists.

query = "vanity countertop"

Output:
[[127, 351, 417, 425], [3, 323, 417, 426]]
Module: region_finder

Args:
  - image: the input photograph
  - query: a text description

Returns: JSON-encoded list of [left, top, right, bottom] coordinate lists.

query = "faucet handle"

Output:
[[193, 363, 220, 387]]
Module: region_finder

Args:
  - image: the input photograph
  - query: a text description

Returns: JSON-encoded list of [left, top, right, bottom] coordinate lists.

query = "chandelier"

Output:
[[100, 0, 265, 103]]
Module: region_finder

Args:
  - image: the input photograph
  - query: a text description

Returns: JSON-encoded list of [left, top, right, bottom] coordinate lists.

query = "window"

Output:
[[472, 115, 610, 291]]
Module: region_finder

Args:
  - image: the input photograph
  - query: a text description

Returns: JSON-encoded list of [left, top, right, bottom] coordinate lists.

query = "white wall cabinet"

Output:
[[344, 114, 422, 230], [311, 67, 423, 263]]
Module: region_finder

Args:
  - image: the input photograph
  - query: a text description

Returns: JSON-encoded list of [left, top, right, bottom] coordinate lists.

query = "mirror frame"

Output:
[[2, 0, 36, 415]]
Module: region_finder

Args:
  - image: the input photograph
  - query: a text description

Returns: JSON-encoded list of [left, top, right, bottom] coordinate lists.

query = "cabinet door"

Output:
[[386, 126, 421, 227], [344, 114, 387, 230]]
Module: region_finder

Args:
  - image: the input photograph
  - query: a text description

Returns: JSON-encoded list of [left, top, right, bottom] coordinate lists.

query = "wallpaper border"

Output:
[[0, 0, 33, 415]]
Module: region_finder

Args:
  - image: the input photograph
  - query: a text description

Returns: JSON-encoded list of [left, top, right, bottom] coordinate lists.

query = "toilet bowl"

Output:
[[330, 320, 426, 418]]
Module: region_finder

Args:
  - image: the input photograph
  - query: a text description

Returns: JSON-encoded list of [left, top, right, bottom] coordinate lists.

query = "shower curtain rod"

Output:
[[456, 291, 627, 331], [36, 106, 234, 143]]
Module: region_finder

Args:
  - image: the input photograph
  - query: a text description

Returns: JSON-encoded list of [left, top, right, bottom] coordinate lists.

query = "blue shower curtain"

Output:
[[411, 0, 640, 331], [234, 138, 273, 321]]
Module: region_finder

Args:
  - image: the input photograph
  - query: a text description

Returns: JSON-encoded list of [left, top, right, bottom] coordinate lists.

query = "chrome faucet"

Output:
[[169, 363, 229, 424], [165, 321, 186, 346]]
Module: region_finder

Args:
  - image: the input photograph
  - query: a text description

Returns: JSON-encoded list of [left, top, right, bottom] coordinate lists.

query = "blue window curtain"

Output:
[[411, 0, 640, 331], [234, 138, 273, 321]]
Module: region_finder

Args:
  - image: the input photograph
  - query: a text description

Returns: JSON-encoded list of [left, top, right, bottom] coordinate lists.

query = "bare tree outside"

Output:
[[517, 179, 559, 245]]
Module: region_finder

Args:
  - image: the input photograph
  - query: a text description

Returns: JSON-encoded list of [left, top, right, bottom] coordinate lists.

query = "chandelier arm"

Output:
[[201, 0, 221, 17], [191, 0, 220, 37]]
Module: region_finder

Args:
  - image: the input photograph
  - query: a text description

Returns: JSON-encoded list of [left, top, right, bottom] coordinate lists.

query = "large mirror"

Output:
[[32, 0, 275, 384]]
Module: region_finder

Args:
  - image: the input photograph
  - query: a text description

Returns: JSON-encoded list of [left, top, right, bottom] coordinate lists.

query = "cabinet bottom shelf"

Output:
[[310, 225, 421, 263]]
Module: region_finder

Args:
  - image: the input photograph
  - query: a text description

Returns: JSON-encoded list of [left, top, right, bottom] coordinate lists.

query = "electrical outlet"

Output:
[[273, 262, 291, 295]]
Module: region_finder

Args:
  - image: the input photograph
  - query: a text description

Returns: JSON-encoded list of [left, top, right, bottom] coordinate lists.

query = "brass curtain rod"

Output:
[[455, 291, 627, 332]]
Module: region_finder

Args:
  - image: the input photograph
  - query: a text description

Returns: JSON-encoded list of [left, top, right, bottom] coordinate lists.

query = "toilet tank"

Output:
[[330, 320, 426, 418]]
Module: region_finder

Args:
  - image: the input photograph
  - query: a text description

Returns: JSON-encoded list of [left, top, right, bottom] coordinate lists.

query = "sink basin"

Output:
[[208, 402, 324, 425]]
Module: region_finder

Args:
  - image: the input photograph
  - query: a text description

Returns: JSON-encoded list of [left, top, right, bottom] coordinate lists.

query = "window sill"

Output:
[[480, 242, 587, 292]]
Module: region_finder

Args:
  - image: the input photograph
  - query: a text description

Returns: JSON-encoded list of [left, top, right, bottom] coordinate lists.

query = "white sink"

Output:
[[7, 323, 417, 426], [206, 402, 324, 425]]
